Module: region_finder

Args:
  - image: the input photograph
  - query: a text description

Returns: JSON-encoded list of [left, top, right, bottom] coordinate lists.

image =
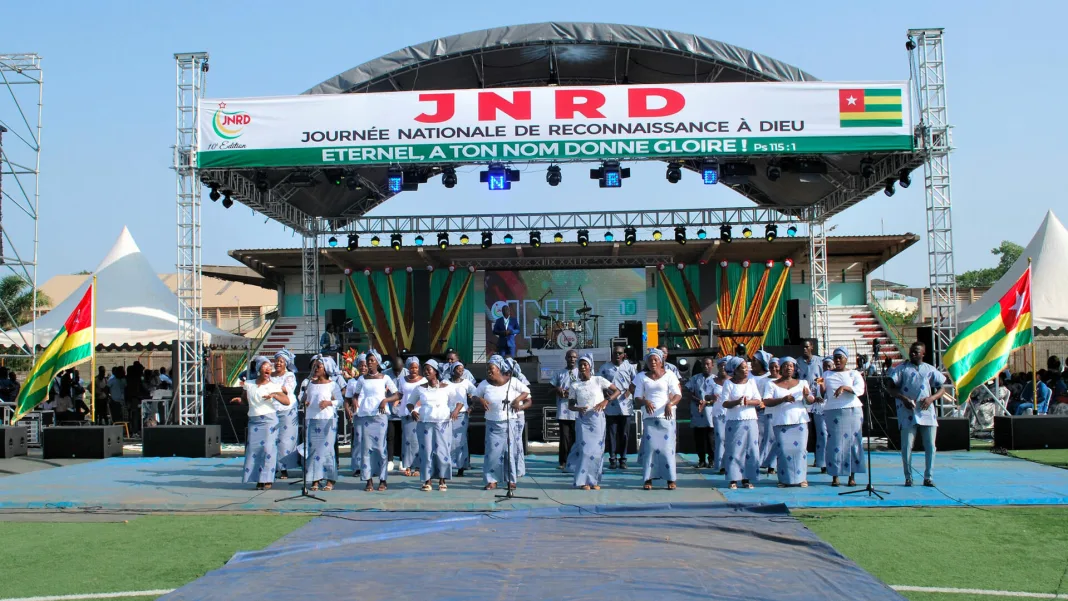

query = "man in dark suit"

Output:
[[493, 304, 520, 357]]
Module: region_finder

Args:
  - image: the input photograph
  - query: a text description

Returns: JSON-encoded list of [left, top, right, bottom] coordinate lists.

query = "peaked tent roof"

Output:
[[958, 210, 1068, 333], [1, 227, 249, 351]]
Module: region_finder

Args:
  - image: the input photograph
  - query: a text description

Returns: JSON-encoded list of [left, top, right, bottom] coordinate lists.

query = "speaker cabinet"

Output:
[[994, 415, 1068, 450], [0, 426, 28, 458], [42, 426, 124, 459], [618, 321, 644, 363], [143, 425, 222, 458], [786, 299, 812, 344], [886, 417, 970, 451]]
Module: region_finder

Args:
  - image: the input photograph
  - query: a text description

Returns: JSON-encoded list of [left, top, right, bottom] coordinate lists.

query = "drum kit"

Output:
[[534, 287, 600, 350]]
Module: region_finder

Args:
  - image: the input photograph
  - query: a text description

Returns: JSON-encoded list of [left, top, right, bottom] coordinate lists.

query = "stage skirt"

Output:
[[451, 412, 470, 471], [357, 414, 389, 481], [305, 417, 338, 483], [812, 413, 828, 468], [639, 417, 677, 483], [773, 422, 809, 485], [401, 414, 422, 469], [569, 410, 606, 487], [824, 407, 866, 477], [483, 419, 524, 485], [758, 409, 777, 470], [242, 413, 279, 484], [275, 408, 300, 473], [724, 419, 760, 483], [419, 420, 453, 480], [712, 413, 727, 471]]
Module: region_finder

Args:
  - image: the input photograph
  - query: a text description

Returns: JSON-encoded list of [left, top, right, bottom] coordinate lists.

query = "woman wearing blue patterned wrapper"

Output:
[[722, 357, 763, 490], [473, 355, 531, 491], [271, 349, 300, 480], [633, 348, 682, 491], [821, 347, 867, 487], [395, 356, 427, 478], [763, 357, 816, 488], [411, 359, 454, 492], [352, 350, 399, 492], [236, 357, 290, 491], [302, 356, 341, 491], [567, 353, 620, 490]]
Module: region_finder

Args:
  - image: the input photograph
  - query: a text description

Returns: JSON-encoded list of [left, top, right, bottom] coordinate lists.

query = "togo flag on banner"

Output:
[[10, 284, 94, 423]]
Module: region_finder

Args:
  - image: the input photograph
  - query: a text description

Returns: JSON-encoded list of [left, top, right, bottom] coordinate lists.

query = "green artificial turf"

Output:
[[1009, 448, 1068, 469], [797, 507, 1068, 600], [0, 514, 312, 599]]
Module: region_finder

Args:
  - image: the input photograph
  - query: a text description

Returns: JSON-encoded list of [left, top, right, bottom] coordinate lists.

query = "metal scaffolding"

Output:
[[0, 54, 42, 359], [301, 227, 320, 353], [808, 219, 830, 355], [909, 28, 957, 366], [173, 52, 208, 425]]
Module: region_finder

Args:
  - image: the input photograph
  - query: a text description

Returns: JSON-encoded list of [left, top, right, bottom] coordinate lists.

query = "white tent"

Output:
[[0, 227, 248, 350], [958, 210, 1068, 333]]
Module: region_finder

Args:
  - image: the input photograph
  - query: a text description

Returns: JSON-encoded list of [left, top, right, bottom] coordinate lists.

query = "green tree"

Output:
[[957, 241, 1024, 288], [0, 275, 51, 330]]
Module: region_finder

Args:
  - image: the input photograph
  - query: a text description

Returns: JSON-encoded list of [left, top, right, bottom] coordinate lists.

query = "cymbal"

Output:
[[537, 315, 555, 321], [576, 307, 591, 314], [588, 314, 602, 318], [548, 310, 564, 314]]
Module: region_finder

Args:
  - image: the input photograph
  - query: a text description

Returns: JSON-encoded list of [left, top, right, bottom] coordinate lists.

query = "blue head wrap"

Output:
[[578, 353, 594, 368], [727, 356, 745, 374], [769, 357, 780, 367], [504, 358, 522, 376], [780, 356, 797, 367], [321, 356, 341, 378], [644, 348, 663, 364], [716, 356, 729, 368], [833, 347, 849, 359], [754, 350, 772, 369], [447, 360, 464, 380], [273, 348, 296, 372], [822, 357, 834, 369], [488, 354, 507, 374], [423, 358, 440, 376], [252, 356, 271, 376], [356, 353, 367, 366], [405, 356, 420, 368], [366, 349, 383, 364]]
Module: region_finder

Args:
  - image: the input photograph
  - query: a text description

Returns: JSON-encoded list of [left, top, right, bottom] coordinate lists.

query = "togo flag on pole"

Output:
[[944, 266, 1032, 403], [10, 283, 94, 423]]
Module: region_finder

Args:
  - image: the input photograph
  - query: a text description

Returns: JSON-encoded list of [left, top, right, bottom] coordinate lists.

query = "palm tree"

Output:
[[0, 275, 50, 330]]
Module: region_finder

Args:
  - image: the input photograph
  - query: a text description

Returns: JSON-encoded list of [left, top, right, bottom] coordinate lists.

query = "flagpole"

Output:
[[1028, 260, 1038, 416], [91, 275, 97, 424]]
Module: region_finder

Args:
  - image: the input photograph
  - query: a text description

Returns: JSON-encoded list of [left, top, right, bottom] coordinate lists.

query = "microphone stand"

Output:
[[840, 376, 888, 500], [496, 376, 537, 503], [278, 387, 326, 503]]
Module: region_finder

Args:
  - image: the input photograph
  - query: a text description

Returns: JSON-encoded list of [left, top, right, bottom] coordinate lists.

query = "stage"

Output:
[[1, 450, 1067, 512]]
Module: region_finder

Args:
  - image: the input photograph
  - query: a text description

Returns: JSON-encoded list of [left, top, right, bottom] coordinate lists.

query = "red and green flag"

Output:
[[10, 284, 95, 423], [944, 267, 1032, 402], [839, 88, 904, 128]]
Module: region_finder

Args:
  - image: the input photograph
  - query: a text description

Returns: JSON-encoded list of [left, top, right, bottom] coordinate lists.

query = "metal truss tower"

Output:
[[909, 29, 957, 366], [808, 219, 830, 355], [301, 227, 320, 354], [173, 52, 208, 425], [0, 54, 42, 360]]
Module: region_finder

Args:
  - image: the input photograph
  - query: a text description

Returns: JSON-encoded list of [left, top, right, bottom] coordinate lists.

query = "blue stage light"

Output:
[[604, 231, 614, 242], [503, 233, 514, 244], [414, 235, 424, 246], [697, 229, 708, 240], [701, 161, 719, 185], [480, 162, 520, 191], [387, 167, 403, 193], [328, 236, 338, 247]]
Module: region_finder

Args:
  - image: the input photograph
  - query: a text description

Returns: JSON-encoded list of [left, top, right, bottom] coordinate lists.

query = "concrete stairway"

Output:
[[827, 305, 902, 365], [259, 317, 307, 355]]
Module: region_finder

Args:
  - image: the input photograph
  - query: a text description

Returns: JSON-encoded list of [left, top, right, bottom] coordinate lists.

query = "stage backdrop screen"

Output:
[[484, 269, 647, 353]]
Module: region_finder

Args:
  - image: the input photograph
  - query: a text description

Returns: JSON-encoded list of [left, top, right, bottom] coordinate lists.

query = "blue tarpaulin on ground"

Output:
[[160, 503, 905, 601]]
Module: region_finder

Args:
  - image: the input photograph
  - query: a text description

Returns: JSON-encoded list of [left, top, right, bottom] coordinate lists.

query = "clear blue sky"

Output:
[[4, 0, 1064, 287]]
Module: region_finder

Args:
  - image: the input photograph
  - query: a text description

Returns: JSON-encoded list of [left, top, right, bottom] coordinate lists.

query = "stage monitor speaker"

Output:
[[886, 417, 971, 451], [619, 321, 644, 362], [786, 299, 811, 344], [994, 415, 1068, 450], [143, 425, 222, 458], [325, 309, 347, 331], [1, 425, 28, 458], [42, 425, 124, 459], [916, 326, 934, 365]]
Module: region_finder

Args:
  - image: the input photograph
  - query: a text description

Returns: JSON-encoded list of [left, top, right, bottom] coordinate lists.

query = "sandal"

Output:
[[421, 483, 432, 492], [581, 484, 591, 491], [365, 481, 374, 492], [667, 482, 677, 490], [831, 478, 840, 487], [309, 482, 320, 491], [847, 478, 857, 487], [800, 481, 809, 488], [729, 482, 738, 490], [263, 483, 272, 490], [323, 481, 334, 491], [592, 485, 601, 490], [643, 481, 653, 490], [403, 468, 412, 477], [484, 483, 497, 490], [777, 483, 787, 488], [278, 471, 289, 480], [438, 483, 448, 491], [507, 483, 516, 491], [741, 480, 753, 489], [377, 481, 388, 492], [255, 483, 264, 491]]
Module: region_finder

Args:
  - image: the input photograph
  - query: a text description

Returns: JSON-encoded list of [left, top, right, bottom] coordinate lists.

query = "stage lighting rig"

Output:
[[460, 234, 470, 245], [898, 168, 911, 188], [591, 160, 630, 188], [720, 225, 732, 243], [884, 179, 896, 197], [390, 233, 403, 250], [553, 232, 564, 243], [481, 231, 493, 249], [347, 234, 358, 251], [665, 162, 683, 184], [441, 166, 458, 189], [328, 237, 338, 248], [371, 236, 381, 247], [325, 169, 344, 186], [624, 227, 637, 246], [221, 190, 233, 208], [697, 229, 708, 240], [765, 224, 778, 242], [437, 232, 449, 250], [674, 226, 686, 245], [387, 167, 403, 193], [504, 234, 514, 244], [577, 229, 590, 247], [604, 231, 614, 242], [414, 235, 425, 246], [254, 170, 270, 192], [700, 160, 719, 185], [208, 183, 220, 202], [480, 163, 520, 190], [860, 157, 875, 179], [652, 230, 663, 241], [530, 231, 542, 247], [345, 171, 362, 191], [766, 164, 781, 182], [546, 165, 562, 186], [787, 225, 798, 237], [742, 227, 753, 239]]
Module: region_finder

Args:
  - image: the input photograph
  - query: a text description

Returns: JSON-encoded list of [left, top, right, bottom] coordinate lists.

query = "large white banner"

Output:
[[197, 82, 911, 168]]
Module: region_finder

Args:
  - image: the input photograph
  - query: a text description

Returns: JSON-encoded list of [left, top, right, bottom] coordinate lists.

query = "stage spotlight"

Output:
[[553, 232, 564, 243], [481, 231, 493, 249], [347, 234, 358, 251], [441, 166, 457, 189], [387, 167, 403, 193], [480, 162, 520, 191], [604, 231, 614, 242], [674, 226, 686, 245], [665, 162, 683, 184], [325, 169, 344, 186], [328, 236, 338, 248], [787, 225, 798, 237], [765, 224, 778, 242], [742, 227, 753, 239], [220, 190, 233, 208], [437, 232, 449, 250], [652, 230, 663, 241], [860, 158, 875, 179], [766, 164, 781, 182], [530, 231, 542, 247], [906, 35, 917, 51], [504, 233, 514, 244], [390, 233, 402, 251], [700, 160, 719, 185], [720, 225, 733, 243], [546, 165, 562, 186], [414, 235, 424, 246], [345, 172, 362, 191], [898, 168, 912, 189], [577, 229, 590, 247], [208, 183, 220, 202], [590, 160, 630, 188], [254, 170, 270, 192], [624, 227, 637, 246], [697, 229, 708, 240], [371, 236, 381, 247], [460, 234, 470, 245], [884, 179, 896, 197]]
